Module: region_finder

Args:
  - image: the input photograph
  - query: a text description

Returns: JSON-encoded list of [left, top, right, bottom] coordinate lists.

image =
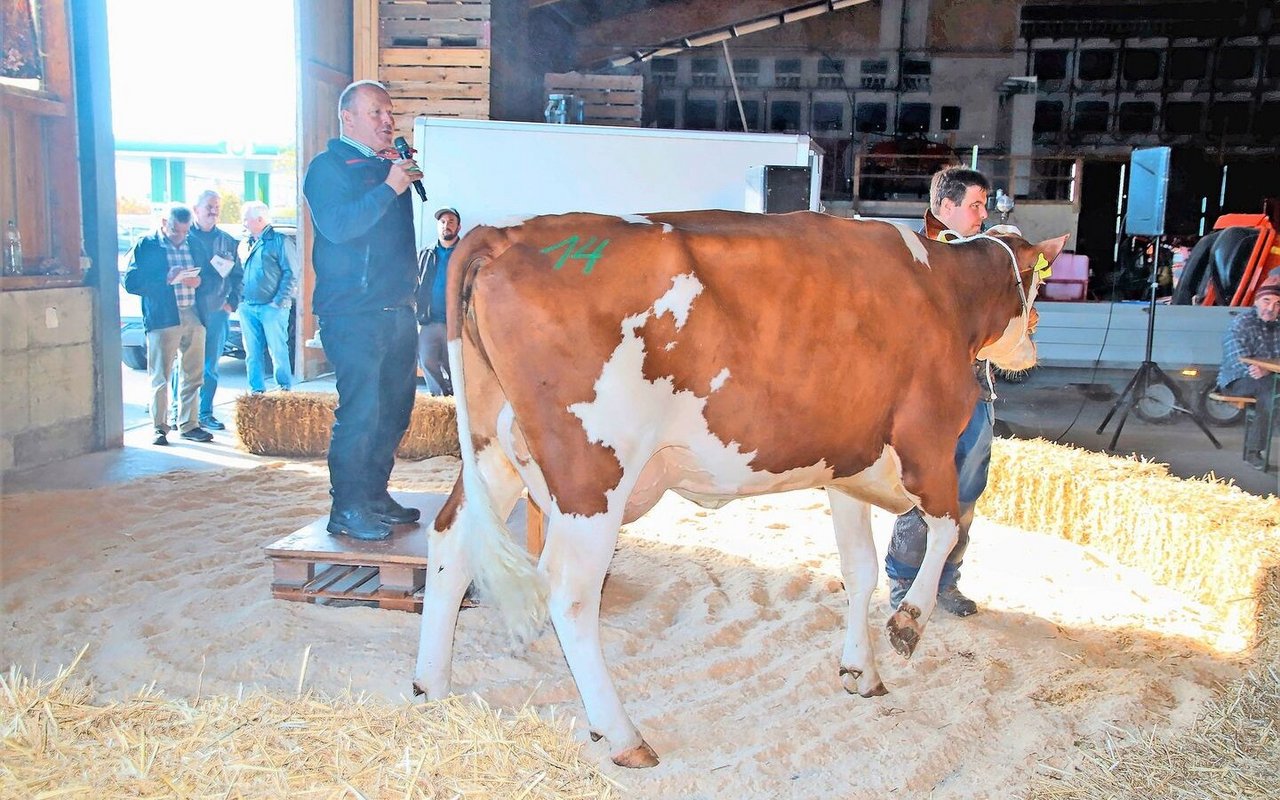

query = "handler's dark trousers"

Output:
[[1223, 376, 1275, 456], [319, 306, 418, 511], [885, 400, 993, 589]]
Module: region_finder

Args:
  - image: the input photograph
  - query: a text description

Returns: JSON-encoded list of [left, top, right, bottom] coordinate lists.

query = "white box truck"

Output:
[[411, 117, 823, 243]]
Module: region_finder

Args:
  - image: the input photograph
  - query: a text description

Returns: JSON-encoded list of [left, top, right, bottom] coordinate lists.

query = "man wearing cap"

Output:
[[1218, 280, 1280, 469], [414, 207, 460, 395]]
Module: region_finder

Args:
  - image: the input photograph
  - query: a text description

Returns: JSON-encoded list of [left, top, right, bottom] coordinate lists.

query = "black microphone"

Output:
[[392, 136, 427, 201]]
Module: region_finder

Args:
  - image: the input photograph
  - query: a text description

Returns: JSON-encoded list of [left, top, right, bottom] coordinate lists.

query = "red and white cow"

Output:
[[414, 210, 1065, 767]]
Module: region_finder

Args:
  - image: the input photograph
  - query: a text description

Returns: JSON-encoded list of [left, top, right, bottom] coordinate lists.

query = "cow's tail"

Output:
[[446, 226, 548, 644]]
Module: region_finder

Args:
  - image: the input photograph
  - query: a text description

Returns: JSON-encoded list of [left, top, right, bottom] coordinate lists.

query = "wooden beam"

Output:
[[575, 0, 811, 55], [353, 0, 379, 80]]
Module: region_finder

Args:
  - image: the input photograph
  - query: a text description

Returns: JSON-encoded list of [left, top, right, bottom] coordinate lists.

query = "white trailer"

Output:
[[411, 117, 823, 242]]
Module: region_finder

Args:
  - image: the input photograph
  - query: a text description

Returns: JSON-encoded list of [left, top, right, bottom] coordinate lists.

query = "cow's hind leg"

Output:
[[826, 488, 888, 697], [414, 443, 526, 699], [886, 512, 959, 658], [542, 510, 657, 768]]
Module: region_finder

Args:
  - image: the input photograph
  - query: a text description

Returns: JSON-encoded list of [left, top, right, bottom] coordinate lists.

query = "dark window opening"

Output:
[[1078, 49, 1115, 81], [1168, 48, 1208, 81], [1033, 49, 1068, 80], [860, 58, 888, 75], [723, 99, 760, 131], [1034, 101, 1063, 133], [1072, 100, 1109, 133], [1258, 102, 1280, 137], [1208, 101, 1250, 135], [1118, 101, 1157, 133], [651, 58, 677, 74], [940, 105, 961, 130], [1266, 47, 1280, 79], [897, 102, 931, 134], [656, 98, 676, 128], [684, 99, 718, 130], [855, 102, 887, 133], [1164, 101, 1203, 134], [1123, 49, 1160, 81], [903, 59, 931, 76], [770, 100, 801, 132], [1216, 48, 1255, 80], [813, 101, 844, 131]]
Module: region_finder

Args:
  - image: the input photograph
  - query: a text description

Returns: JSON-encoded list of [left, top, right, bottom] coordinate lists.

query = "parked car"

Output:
[[119, 224, 295, 371]]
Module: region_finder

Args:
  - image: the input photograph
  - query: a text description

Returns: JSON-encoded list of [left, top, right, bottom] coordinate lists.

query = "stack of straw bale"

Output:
[[980, 437, 1280, 649], [235, 392, 459, 460], [984, 438, 1280, 800], [0, 654, 619, 799]]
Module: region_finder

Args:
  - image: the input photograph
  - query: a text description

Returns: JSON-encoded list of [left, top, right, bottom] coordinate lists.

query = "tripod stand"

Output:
[[1096, 235, 1222, 451]]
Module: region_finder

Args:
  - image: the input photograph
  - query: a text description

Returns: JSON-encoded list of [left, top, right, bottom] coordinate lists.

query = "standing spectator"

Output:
[[302, 80, 423, 541], [885, 167, 993, 617], [188, 189, 243, 431], [415, 206, 460, 395], [1218, 281, 1280, 469], [239, 201, 298, 394], [122, 203, 215, 445]]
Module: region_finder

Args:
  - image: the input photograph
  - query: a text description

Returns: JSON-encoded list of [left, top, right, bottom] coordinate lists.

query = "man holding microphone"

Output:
[[303, 80, 424, 541]]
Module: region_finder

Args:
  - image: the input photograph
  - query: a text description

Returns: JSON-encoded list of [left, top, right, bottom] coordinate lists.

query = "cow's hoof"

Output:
[[589, 730, 603, 742], [840, 666, 888, 697], [887, 603, 923, 658], [411, 680, 426, 697], [862, 682, 888, 698], [612, 740, 660, 768]]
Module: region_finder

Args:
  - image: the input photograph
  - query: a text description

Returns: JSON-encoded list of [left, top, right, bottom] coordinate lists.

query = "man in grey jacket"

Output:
[[239, 201, 298, 393]]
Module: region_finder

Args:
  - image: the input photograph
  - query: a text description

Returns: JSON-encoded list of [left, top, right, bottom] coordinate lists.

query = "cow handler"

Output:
[[302, 80, 423, 541], [886, 167, 996, 617]]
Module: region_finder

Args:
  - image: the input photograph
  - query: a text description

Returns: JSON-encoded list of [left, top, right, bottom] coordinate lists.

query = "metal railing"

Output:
[[840, 152, 1083, 206]]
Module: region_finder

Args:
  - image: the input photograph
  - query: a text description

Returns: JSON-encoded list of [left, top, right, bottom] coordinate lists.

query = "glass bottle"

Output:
[[4, 220, 23, 276]]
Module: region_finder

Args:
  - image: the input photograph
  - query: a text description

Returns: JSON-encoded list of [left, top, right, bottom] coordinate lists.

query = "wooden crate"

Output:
[[544, 72, 643, 127], [266, 492, 544, 612], [379, 0, 490, 48], [382, 47, 491, 126]]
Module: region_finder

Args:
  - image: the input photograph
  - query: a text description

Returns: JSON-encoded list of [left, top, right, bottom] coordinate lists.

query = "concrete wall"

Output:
[[0, 288, 97, 473]]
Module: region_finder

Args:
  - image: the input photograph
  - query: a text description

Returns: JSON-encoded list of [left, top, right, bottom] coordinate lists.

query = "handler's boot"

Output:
[[369, 493, 421, 525], [937, 583, 978, 617]]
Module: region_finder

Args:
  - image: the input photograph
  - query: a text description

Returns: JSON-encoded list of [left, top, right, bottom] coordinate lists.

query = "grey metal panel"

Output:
[[1033, 301, 1240, 369]]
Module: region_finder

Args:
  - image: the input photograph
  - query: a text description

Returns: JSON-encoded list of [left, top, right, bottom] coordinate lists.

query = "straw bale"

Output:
[[235, 392, 460, 460], [980, 437, 1280, 649], [0, 658, 618, 799]]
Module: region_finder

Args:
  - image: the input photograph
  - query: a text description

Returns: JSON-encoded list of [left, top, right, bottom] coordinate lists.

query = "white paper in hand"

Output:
[[210, 254, 234, 277]]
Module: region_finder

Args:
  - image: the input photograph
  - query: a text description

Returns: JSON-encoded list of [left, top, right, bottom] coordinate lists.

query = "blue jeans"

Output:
[[885, 400, 994, 588], [240, 302, 294, 393], [198, 309, 229, 419], [319, 307, 418, 509]]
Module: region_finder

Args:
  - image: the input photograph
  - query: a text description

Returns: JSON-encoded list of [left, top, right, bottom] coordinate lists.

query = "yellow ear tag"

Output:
[[1033, 252, 1052, 280]]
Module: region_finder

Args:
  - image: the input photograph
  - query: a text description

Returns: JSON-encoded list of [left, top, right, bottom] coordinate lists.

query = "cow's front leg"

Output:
[[825, 488, 887, 697], [542, 511, 657, 768], [887, 511, 958, 657]]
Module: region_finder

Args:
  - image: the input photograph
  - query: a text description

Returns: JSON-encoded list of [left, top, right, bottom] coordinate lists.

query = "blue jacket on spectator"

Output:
[[302, 138, 417, 316]]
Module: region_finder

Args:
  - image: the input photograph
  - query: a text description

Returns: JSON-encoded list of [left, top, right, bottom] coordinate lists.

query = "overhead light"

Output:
[[685, 29, 732, 48], [830, 0, 867, 9], [609, 55, 636, 68], [782, 5, 828, 23], [650, 46, 683, 58], [734, 17, 781, 36]]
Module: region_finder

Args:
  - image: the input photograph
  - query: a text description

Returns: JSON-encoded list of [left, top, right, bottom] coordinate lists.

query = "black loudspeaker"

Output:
[[757, 166, 811, 213], [1124, 146, 1171, 236]]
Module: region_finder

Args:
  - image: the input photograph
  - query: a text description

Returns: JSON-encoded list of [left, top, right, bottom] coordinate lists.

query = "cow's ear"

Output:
[[1033, 234, 1071, 266]]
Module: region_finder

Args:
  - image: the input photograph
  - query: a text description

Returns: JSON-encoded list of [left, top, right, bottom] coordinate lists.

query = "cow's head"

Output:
[[976, 230, 1070, 372]]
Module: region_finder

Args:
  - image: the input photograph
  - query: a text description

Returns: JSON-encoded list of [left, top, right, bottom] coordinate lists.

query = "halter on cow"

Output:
[[414, 210, 1067, 767]]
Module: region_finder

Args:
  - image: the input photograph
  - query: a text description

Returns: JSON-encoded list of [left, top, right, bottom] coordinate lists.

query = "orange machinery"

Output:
[[1200, 214, 1280, 306]]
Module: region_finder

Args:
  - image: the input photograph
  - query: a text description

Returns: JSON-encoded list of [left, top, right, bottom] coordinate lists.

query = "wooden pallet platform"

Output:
[[544, 72, 643, 127], [265, 491, 541, 612]]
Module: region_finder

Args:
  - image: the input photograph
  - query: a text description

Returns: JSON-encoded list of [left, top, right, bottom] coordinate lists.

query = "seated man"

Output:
[[1218, 281, 1280, 469]]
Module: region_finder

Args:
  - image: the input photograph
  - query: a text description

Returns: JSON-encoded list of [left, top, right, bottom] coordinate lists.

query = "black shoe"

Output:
[[1245, 450, 1267, 470], [153, 429, 169, 446], [369, 494, 421, 525], [180, 427, 214, 442], [327, 507, 393, 541], [889, 578, 910, 609], [937, 584, 978, 617], [199, 416, 226, 431]]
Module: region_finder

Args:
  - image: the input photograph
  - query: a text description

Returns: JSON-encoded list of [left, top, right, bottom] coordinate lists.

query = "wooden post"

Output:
[[353, 0, 379, 81]]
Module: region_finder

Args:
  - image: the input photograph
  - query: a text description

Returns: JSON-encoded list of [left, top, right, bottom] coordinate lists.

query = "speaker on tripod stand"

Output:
[[1096, 146, 1222, 450]]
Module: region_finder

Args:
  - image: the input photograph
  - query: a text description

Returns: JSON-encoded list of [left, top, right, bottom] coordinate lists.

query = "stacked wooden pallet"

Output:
[[544, 72, 643, 127], [372, 0, 491, 127]]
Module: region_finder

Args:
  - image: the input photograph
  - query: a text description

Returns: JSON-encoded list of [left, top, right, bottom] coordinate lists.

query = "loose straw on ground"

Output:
[[0, 659, 620, 799]]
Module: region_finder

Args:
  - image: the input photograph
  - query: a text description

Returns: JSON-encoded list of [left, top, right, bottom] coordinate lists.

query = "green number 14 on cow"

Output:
[[540, 235, 611, 274]]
